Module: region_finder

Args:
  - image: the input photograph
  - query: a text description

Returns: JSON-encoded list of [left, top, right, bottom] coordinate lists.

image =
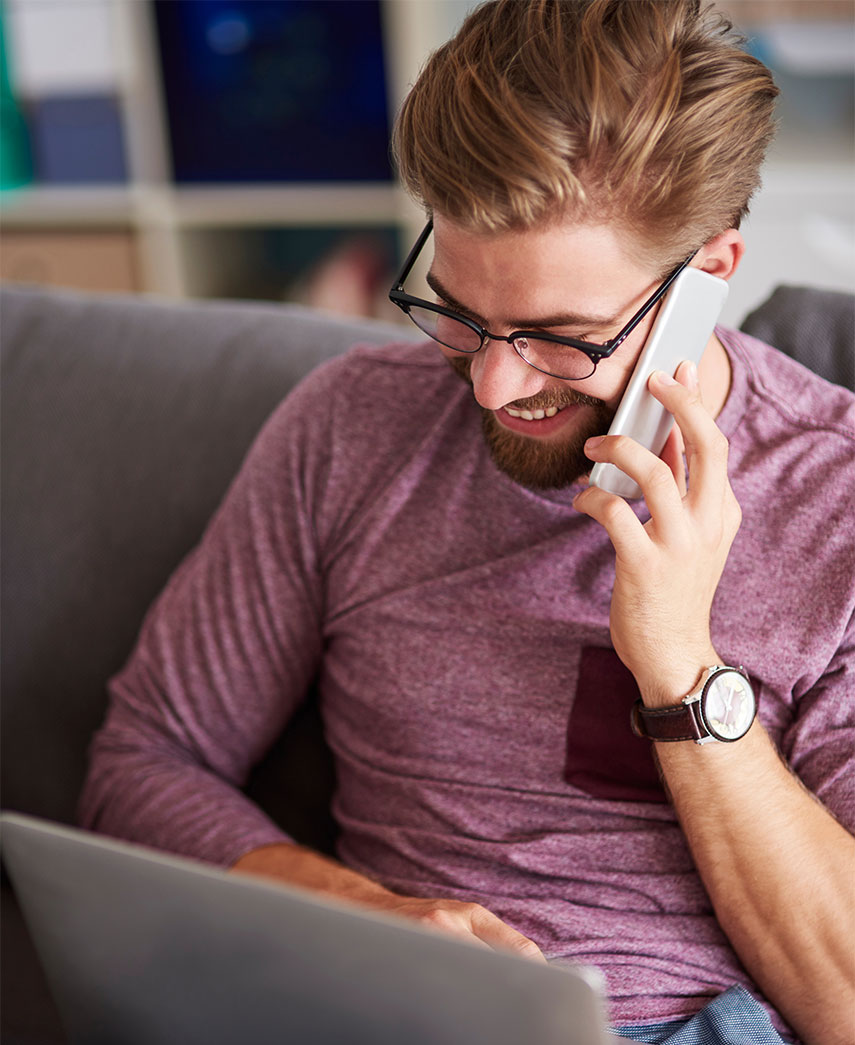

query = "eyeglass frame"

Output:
[[389, 219, 697, 380]]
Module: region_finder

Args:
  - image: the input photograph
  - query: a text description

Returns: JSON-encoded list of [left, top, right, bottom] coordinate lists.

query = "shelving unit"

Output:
[[0, 0, 851, 328], [0, 181, 415, 297], [0, 0, 452, 303]]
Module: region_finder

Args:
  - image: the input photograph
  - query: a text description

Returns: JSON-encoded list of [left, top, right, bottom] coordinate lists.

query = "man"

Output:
[[80, 2, 855, 1042]]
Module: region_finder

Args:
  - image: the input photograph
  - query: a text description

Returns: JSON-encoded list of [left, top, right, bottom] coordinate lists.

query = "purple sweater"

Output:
[[80, 327, 855, 1033]]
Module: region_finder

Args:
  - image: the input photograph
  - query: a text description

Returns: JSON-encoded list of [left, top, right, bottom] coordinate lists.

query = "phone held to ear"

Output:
[[589, 266, 729, 500]]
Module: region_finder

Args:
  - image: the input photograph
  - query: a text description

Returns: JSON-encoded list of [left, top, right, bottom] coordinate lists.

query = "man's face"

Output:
[[429, 214, 666, 490]]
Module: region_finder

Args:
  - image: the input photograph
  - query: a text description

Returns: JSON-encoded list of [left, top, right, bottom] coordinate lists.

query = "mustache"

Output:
[[446, 355, 603, 410], [507, 388, 602, 410]]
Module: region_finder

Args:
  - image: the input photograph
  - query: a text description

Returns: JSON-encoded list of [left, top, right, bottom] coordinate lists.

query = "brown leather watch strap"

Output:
[[630, 699, 704, 742]]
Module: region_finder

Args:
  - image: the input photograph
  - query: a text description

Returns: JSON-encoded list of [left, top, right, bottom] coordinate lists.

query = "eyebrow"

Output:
[[425, 269, 622, 331]]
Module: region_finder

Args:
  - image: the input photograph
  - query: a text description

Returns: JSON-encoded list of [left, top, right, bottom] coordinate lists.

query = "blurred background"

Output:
[[0, 0, 852, 328]]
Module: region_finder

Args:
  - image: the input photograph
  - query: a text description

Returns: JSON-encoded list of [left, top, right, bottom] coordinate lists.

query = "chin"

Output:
[[444, 354, 614, 490], [480, 409, 608, 490]]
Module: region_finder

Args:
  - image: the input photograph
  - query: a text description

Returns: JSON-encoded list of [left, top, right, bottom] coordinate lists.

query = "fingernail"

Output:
[[686, 361, 699, 390], [653, 370, 678, 386], [585, 435, 605, 450]]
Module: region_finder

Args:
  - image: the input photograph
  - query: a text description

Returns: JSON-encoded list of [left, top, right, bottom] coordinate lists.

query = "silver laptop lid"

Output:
[[1, 813, 614, 1045]]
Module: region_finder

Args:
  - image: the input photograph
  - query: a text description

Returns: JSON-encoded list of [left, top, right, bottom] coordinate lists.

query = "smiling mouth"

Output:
[[503, 404, 567, 421], [445, 352, 602, 425], [444, 352, 615, 488]]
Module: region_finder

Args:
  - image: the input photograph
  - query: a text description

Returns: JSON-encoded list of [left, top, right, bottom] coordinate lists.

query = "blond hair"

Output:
[[393, 0, 779, 266]]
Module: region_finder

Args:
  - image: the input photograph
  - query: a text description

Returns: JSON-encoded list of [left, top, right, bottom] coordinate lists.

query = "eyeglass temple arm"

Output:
[[601, 250, 699, 356], [391, 219, 434, 291]]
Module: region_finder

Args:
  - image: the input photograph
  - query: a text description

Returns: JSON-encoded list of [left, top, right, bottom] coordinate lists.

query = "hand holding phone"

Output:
[[589, 267, 728, 499]]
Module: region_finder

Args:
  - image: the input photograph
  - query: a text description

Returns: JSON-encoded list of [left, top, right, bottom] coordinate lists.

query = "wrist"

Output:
[[635, 647, 720, 709], [231, 842, 395, 907], [633, 661, 758, 747]]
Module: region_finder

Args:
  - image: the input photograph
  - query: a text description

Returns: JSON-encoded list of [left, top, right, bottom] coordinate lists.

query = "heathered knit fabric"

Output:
[[80, 327, 855, 1036]]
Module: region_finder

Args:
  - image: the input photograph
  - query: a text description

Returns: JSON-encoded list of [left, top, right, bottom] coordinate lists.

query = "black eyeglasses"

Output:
[[389, 220, 695, 381]]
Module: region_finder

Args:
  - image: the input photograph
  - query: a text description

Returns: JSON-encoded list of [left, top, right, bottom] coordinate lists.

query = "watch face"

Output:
[[701, 671, 756, 741]]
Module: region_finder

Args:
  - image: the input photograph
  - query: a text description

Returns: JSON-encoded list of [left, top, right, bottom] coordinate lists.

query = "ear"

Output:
[[695, 228, 744, 282]]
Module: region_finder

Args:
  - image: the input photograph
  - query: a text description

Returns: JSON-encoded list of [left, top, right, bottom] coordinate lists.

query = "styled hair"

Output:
[[392, 0, 779, 266]]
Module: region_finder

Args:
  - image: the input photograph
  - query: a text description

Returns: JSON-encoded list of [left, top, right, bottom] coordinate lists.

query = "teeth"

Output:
[[505, 404, 565, 421]]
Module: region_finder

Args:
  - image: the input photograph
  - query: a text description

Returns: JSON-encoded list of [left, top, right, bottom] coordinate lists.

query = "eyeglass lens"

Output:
[[405, 304, 598, 380]]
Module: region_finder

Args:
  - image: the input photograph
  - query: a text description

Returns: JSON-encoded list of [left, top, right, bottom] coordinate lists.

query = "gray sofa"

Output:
[[1, 282, 851, 1043]]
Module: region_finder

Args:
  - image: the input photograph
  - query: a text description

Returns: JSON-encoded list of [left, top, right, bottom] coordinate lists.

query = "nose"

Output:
[[468, 337, 551, 411]]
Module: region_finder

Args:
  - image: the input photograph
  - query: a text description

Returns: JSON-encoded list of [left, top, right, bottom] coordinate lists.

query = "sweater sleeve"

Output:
[[78, 363, 334, 867]]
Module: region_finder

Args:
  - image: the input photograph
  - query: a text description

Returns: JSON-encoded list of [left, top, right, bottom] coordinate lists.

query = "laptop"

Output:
[[1, 813, 618, 1045]]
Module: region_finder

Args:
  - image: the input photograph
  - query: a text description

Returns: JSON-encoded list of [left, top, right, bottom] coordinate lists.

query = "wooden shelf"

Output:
[[171, 184, 410, 228], [0, 185, 141, 228]]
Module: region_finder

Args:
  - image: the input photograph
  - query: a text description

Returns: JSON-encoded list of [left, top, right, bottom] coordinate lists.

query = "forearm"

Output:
[[654, 721, 855, 1045]]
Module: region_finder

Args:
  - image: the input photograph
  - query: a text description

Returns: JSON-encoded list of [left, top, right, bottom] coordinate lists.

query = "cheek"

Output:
[[436, 343, 471, 368], [443, 349, 473, 385], [602, 361, 637, 410], [592, 321, 657, 409], [577, 359, 635, 411]]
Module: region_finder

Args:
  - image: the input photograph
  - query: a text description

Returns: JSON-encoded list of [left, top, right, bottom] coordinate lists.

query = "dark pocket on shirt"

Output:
[[564, 646, 666, 802]]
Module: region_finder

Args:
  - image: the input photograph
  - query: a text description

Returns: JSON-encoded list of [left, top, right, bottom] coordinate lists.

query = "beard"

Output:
[[447, 355, 614, 491]]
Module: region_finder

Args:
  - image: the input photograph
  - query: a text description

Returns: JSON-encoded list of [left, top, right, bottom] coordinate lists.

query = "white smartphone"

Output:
[[588, 266, 728, 499]]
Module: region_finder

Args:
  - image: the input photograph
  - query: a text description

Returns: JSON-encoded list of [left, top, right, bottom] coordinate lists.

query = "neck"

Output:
[[698, 334, 732, 419]]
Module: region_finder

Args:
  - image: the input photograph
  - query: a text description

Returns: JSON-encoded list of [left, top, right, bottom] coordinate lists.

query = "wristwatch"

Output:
[[631, 665, 757, 744]]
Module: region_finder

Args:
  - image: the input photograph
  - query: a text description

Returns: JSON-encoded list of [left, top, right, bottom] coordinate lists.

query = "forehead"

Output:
[[429, 213, 654, 323]]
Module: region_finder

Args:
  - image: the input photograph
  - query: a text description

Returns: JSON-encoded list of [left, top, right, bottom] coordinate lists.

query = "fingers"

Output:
[[660, 424, 687, 500], [574, 359, 740, 562], [647, 363, 730, 513], [580, 433, 685, 534], [468, 903, 548, 963], [573, 474, 652, 559], [577, 361, 726, 514], [392, 898, 546, 963]]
